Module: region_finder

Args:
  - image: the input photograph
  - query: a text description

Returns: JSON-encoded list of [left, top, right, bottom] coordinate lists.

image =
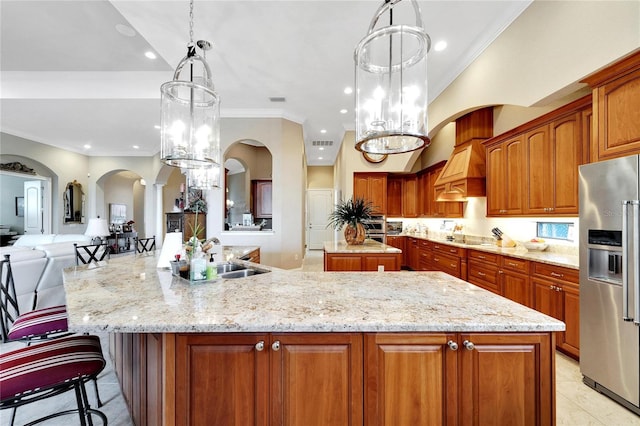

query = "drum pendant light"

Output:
[[354, 0, 431, 154], [160, 0, 221, 172]]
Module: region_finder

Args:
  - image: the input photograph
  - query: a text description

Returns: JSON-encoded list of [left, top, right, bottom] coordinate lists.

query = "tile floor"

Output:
[[1, 250, 638, 425]]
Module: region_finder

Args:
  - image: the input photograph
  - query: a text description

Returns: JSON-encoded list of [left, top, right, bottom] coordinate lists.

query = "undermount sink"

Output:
[[219, 269, 268, 279], [216, 262, 270, 279]]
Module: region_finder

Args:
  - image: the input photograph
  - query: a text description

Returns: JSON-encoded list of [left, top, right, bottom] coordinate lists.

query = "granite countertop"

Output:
[[63, 254, 564, 334], [324, 239, 401, 254], [400, 234, 579, 270]]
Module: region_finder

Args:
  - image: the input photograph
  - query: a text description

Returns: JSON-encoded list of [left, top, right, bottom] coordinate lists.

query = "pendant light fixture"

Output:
[[185, 165, 221, 190], [354, 0, 431, 154], [160, 0, 221, 172]]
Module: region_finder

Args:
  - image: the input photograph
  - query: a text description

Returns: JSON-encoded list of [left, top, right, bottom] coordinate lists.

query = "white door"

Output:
[[307, 189, 334, 250], [24, 180, 51, 234]]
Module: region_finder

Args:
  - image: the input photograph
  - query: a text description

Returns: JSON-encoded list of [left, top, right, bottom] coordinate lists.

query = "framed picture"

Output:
[[15, 197, 24, 217], [110, 203, 127, 224]]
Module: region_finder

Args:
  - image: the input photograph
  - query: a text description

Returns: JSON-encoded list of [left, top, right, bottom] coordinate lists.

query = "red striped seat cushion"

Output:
[[7, 305, 68, 341], [0, 335, 105, 401]]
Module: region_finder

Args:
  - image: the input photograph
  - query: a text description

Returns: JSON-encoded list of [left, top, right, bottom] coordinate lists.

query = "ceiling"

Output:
[[0, 0, 532, 166]]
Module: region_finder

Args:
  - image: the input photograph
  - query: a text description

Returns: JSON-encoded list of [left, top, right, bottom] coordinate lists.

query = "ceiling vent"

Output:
[[269, 97, 286, 102], [312, 140, 333, 146]]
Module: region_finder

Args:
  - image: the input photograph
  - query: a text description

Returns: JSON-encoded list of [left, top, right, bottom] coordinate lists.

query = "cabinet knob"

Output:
[[463, 340, 475, 351], [477, 272, 486, 277], [272, 340, 281, 351], [447, 340, 459, 351], [255, 341, 265, 351], [550, 272, 564, 278]]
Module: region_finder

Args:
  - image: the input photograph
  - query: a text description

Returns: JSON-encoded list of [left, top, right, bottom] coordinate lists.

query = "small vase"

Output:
[[344, 222, 366, 245]]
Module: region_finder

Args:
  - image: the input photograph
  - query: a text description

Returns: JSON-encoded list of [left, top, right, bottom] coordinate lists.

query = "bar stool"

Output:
[[135, 235, 156, 253], [0, 334, 107, 425]]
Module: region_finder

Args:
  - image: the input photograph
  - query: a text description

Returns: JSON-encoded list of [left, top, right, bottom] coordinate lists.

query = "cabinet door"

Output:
[[486, 143, 506, 215], [365, 333, 458, 426], [525, 125, 553, 214], [363, 255, 400, 271], [386, 177, 403, 217], [174, 333, 269, 426], [353, 174, 369, 202], [402, 176, 419, 218], [504, 137, 525, 215], [502, 270, 533, 308], [431, 252, 460, 278], [271, 333, 363, 426], [407, 238, 420, 271], [468, 260, 500, 294], [253, 180, 273, 218], [369, 174, 388, 214], [551, 113, 581, 214], [559, 282, 580, 358], [324, 254, 363, 271], [533, 278, 561, 320], [418, 172, 430, 216], [458, 333, 555, 426]]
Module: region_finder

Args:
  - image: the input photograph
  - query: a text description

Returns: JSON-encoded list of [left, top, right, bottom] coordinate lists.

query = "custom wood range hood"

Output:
[[434, 107, 493, 201]]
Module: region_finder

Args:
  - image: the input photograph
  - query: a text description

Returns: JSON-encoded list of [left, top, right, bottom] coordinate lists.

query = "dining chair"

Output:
[[0, 334, 107, 426], [74, 242, 111, 265], [135, 235, 156, 254]]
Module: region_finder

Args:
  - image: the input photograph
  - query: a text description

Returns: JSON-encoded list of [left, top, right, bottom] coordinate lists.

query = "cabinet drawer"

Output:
[[418, 250, 432, 270], [432, 253, 460, 277], [501, 256, 529, 274], [468, 260, 500, 294], [467, 250, 498, 264], [533, 262, 578, 283], [432, 242, 465, 257], [418, 239, 432, 249]]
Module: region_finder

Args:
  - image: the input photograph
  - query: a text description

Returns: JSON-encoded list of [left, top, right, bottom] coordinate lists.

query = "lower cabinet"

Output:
[[112, 331, 556, 425], [532, 263, 580, 358], [174, 333, 363, 426], [365, 332, 556, 426], [324, 252, 402, 271]]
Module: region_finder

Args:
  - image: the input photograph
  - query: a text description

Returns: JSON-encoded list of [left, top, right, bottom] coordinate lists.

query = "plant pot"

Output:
[[344, 222, 366, 245]]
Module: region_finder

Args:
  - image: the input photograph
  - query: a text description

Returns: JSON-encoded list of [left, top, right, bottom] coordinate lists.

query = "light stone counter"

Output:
[[324, 239, 401, 254], [400, 234, 579, 269], [63, 253, 564, 334]]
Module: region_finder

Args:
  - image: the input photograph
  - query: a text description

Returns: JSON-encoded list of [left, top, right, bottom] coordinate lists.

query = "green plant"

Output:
[[327, 197, 373, 230]]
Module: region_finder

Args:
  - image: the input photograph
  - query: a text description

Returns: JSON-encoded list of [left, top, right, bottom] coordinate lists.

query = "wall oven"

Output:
[[362, 216, 386, 244]]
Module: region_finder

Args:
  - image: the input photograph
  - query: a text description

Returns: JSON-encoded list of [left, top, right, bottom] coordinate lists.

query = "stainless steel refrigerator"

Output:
[[579, 154, 640, 415]]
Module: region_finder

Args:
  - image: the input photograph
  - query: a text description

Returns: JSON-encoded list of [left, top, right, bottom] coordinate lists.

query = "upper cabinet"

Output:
[[353, 172, 387, 215], [484, 96, 591, 217], [582, 51, 640, 162]]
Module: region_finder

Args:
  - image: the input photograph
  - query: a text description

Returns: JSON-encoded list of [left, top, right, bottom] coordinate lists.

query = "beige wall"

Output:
[[307, 166, 333, 189]]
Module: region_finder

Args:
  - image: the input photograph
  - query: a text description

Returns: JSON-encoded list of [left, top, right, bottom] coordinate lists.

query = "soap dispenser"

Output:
[[206, 254, 217, 280]]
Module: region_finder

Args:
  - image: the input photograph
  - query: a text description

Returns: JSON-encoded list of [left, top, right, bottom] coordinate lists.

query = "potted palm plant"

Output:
[[327, 197, 374, 245]]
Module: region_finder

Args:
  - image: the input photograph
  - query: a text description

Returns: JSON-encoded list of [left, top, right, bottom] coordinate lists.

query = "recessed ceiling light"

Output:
[[154, 125, 161, 129], [318, 157, 323, 160], [133, 145, 139, 149], [320, 129, 327, 134], [340, 109, 348, 114], [145, 51, 157, 60], [115, 24, 136, 37], [434, 40, 447, 52], [319, 147, 325, 151], [83, 144, 91, 149], [344, 87, 353, 95]]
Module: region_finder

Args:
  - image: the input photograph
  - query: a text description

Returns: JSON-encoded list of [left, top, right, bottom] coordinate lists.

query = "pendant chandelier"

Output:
[[185, 166, 221, 190], [160, 0, 221, 173], [354, 0, 431, 154]]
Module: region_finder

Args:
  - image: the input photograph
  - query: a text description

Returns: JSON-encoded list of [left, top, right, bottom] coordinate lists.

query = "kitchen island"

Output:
[[323, 239, 402, 271], [64, 253, 564, 425]]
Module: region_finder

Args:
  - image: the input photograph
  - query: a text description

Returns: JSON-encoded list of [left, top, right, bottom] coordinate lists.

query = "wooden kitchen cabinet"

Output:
[[386, 177, 402, 217], [174, 333, 362, 426], [385, 235, 405, 266], [533, 262, 580, 359], [583, 51, 640, 162], [252, 180, 273, 218], [501, 256, 532, 308], [467, 250, 500, 294], [431, 242, 466, 279], [354, 173, 387, 215], [406, 237, 420, 270], [524, 113, 582, 215], [485, 135, 525, 216], [324, 252, 402, 271], [418, 238, 433, 271], [402, 175, 419, 218], [365, 332, 556, 425], [183, 212, 206, 242], [429, 164, 464, 218]]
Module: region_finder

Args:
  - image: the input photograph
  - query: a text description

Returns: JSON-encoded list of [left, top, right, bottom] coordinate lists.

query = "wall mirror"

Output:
[[63, 180, 84, 224]]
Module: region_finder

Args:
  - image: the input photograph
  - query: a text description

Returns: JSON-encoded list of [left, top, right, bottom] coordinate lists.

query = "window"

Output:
[[536, 222, 574, 241]]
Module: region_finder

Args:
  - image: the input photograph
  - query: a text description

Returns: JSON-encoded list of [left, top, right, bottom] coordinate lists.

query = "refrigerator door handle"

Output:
[[622, 200, 632, 321], [634, 200, 640, 326]]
